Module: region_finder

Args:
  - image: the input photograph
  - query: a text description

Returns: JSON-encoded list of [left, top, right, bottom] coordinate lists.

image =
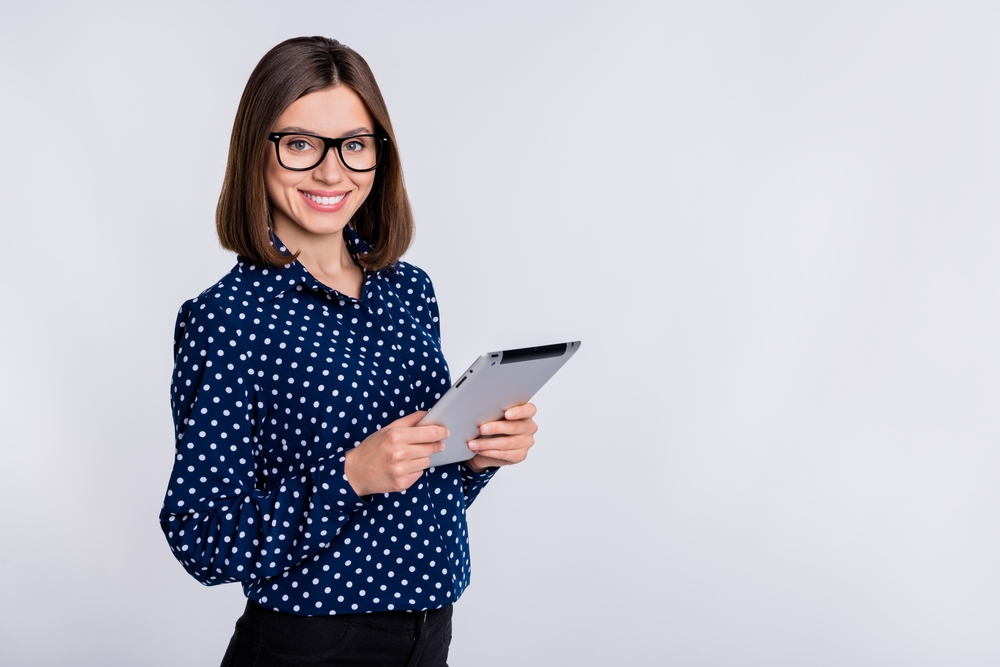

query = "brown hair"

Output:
[[216, 36, 413, 270]]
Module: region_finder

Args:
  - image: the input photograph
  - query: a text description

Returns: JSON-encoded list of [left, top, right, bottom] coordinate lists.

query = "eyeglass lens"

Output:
[[277, 135, 380, 171]]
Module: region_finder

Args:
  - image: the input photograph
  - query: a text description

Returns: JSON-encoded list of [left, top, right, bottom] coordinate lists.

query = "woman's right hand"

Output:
[[343, 412, 448, 497]]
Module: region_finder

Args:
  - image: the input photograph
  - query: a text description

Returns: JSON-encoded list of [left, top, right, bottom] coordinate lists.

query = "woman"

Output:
[[160, 36, 538, 666]]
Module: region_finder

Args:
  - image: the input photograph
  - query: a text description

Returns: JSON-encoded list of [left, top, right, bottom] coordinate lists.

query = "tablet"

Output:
[[422, 341, 581, 467]]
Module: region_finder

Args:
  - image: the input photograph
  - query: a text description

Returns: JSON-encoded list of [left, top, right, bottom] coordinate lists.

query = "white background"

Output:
[[1, 2, 998, 665]]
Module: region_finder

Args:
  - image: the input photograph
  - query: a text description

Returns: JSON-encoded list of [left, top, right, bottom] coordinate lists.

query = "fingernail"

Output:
[[468, 440, 480, 451], [480, 425, 490, 435], [504, 410, 514, 419], [444, 429, 451, 439]]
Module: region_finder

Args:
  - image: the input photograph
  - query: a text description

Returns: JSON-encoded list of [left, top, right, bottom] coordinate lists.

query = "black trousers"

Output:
[[220, 599, 453, 667]]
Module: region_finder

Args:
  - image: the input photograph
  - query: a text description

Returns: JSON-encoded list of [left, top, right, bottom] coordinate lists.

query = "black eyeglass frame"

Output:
[[267, 132, 389, 172]]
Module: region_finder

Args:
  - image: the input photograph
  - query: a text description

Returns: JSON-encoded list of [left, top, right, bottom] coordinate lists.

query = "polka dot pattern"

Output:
[[160, 228, 497, 616]]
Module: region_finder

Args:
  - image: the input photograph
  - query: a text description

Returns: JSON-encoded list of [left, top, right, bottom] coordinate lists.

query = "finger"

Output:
[[394, 469, 425, 492], [389, 411, 428, 427], [468, 454, 508, 469], [502, 403, 537, 421], [394, 442, 441, 461], [479, 417, 537, 437], [400, 457, 434, 475], [405, 447, 447, 473], [384, 423, 449, 446], [469, 447, 529, 465], [468, 434, 534, 454], [405, 424, 450, 444], [388, 457, 435, 488]]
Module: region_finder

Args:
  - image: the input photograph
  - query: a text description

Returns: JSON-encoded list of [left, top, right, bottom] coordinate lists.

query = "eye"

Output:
[[281, 135, 320, 153], [342, 138, 369, 153]]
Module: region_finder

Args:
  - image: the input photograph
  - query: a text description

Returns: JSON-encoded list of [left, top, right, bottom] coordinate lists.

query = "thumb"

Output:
[[389, 411, 428, 428]]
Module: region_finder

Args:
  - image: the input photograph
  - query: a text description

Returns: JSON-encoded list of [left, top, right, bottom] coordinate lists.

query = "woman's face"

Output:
[[265, 85, 377, 244]]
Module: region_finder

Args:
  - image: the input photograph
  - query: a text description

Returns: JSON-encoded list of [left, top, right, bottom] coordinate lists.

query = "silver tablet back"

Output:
[[424, 341, 581, 467]]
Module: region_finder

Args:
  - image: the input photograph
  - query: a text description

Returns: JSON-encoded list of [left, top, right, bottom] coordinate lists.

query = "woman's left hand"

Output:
[[465, 403, 538, 472]]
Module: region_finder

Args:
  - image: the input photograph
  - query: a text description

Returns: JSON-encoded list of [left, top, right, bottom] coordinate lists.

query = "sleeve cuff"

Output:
[[313, 453, 370, 511], [460, 462, 499, 493]]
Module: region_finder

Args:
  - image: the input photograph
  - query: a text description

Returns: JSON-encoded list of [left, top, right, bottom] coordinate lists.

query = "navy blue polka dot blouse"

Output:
[[159, 227, 497, 616]]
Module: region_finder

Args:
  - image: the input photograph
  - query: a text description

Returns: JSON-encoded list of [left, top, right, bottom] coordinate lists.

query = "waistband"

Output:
[[242, 598, 453, 632]]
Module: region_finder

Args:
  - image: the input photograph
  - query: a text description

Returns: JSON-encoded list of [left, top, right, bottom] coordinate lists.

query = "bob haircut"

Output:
[[217, 36, 413, 270]]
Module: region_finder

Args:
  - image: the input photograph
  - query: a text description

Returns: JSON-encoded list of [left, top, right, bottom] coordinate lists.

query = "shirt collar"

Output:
[[239, 226, 392, 304]]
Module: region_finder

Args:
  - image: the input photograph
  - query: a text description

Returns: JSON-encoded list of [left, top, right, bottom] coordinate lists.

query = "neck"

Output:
[[272, 218, 363, 297]]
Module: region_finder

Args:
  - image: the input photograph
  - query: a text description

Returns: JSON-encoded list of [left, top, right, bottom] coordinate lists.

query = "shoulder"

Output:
[[387, 261, 441, 310], [384, 262, 442, 334], [174, 263, 260, 334], [388, 261, 436, 296]]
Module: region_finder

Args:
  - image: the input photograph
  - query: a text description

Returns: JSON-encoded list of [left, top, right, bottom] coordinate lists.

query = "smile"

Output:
[[304, 192, 346, 205]]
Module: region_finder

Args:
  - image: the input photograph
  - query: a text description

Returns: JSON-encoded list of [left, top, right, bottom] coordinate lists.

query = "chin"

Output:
[[299, 219, 351, 236]]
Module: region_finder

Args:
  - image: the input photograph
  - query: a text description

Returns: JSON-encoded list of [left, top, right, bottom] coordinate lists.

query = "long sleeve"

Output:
[[458, 464, 498, 506], [159, 299, 368, 586]]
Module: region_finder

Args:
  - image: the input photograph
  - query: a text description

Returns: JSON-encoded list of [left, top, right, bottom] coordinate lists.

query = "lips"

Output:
[[305, 192, 345, 205], [299, 190, 349, 212]]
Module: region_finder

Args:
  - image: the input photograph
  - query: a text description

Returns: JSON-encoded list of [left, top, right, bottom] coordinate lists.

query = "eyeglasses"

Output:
[[267, 132, 389, 172]]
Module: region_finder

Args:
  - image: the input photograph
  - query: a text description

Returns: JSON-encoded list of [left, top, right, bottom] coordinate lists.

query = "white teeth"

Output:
[[306, 192, 345, 205]]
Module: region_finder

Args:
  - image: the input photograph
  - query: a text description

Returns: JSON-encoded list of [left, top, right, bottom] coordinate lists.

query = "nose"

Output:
[[312, 146, 347, 184]]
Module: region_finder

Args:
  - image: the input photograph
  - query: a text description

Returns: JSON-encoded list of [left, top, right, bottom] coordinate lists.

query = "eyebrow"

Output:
[[277, 126, 373, 137]]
